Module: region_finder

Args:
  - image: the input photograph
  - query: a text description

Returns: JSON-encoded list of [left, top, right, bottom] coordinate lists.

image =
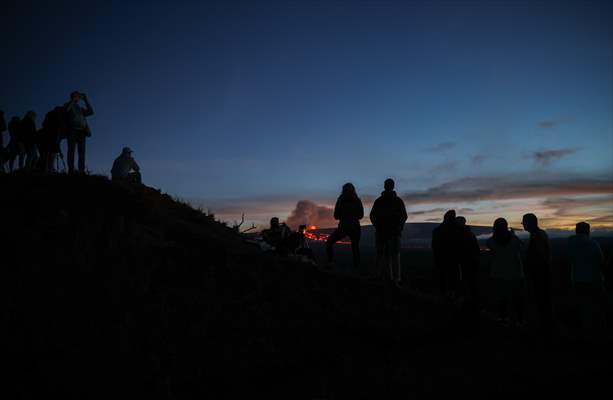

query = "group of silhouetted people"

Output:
[[325, 178, 408, 286], [1, 92, 143, 183], [0, 91, 94, 174], [267, 178, 609, 337]]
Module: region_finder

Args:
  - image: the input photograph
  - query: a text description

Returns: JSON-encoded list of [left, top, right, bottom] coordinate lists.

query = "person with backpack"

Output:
[[370, 178, 408, 286], [456, 216, 482, 320], [487, 218, 525, 326], [64, 91, 94, 173], [7, 116, 24, 171], [21, 111, 38, 169], [0, 111, 6, 172], [568, 221, 605, 336], [432, 210, 461, 300], [326, 183, 364, 270], [522, 213, 553, 338], [40, 107, 65, 172]]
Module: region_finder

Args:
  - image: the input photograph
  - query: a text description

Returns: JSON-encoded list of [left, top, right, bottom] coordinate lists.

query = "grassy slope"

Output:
[[1, 173, 611, 399]]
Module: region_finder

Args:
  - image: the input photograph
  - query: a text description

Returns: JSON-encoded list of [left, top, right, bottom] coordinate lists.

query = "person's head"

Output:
[[342, 182, 356, 196], [576, 221, 590, 236], [70, 91, 82, 101], [521, 213, 538, 232], [121, 147, 133, 156], [270, 217, 280, 228], [456, 216, 466, 226], [384, 178, 395, 191], [11, 116, 19, 123], [0, 110, 4, 116], [443, 209, 456, 223], [492, 217, 511, 244], [25, 111, 36, 121]]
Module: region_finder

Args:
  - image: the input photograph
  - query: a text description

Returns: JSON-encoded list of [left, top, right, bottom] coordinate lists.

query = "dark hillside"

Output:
[[1, 173, 611, 399]]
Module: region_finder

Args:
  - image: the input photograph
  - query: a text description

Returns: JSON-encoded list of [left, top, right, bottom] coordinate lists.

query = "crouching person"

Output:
[[111, 147, 141, 184]]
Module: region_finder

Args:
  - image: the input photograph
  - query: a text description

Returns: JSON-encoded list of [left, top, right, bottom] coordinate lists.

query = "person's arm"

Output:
[[82, 95, 94, 117], [369, 199, 378, 226], [333, 198, 341, 221], [399, 198, 408, 225], [131, 158, 140, 172], [357, 198, 364, 220]]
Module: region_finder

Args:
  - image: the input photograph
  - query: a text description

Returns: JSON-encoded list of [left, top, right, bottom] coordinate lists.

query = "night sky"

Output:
[[2, 0, 611, 229]]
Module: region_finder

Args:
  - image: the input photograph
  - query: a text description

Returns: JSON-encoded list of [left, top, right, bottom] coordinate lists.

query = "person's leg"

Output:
[[349, 228, 361, 269], [18, 144, 25, 169], [326, 228, 345, 263], [390, 236, 401, 283], [77, 136, 86, 173], [67, 136, 76, 173], [375, 233, 386, 280]]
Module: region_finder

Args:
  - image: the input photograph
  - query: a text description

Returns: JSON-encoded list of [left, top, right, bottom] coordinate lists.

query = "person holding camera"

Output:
[[64, 91, 94, 173]]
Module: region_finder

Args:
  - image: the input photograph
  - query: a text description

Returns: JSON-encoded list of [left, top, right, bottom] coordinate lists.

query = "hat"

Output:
[[122, 147, 133, 154]]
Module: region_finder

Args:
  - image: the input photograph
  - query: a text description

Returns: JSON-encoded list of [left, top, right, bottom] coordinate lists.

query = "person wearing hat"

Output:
[[111, 147, 141, 184], [64, 90, 94, 173]]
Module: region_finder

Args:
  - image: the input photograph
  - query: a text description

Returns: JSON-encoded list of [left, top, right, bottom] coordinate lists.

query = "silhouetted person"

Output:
[[39, 107, 66, 172], [111, 147, 142, 184], [487, 218, 525, 326], [7, 116, 24, 171], [456, 216, 481, 317], [21, 111, 39, 169], [370, 178, 408, 286], [522, 213, 553, 337], [65, 91, 94, 173], [0, 111, 6, 172], [326, 183, 364, 269], [568, 221, 605, 334], [432, 210, 460, 299], [262, 217, 291, 252]]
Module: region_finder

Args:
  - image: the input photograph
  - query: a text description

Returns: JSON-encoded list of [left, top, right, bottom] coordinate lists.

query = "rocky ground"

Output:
[[2, 173, 611, 399]]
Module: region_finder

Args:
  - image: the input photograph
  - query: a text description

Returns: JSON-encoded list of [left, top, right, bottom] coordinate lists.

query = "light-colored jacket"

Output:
[[487, 235, 524, 281]]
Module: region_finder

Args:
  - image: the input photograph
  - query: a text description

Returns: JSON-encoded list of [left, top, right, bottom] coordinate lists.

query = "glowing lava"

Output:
[[303, 225, 352, 244]]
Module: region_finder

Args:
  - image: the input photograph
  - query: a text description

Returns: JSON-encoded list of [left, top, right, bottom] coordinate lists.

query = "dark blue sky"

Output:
[[2, 0, 611, 228]]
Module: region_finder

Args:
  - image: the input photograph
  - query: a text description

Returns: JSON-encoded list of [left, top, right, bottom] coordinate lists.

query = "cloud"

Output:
[[432, 160, 460, 174], [538, 120, 557, 129], [400, 174, 612, 205], [427, 142, 456, 152], [533, 148, 578, 166], [286, 200, 336, 229], [471, 154, 487, 165]]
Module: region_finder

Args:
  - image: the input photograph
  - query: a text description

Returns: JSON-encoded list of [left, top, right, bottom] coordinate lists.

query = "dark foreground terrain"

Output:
[[2, 173, 612, 399]]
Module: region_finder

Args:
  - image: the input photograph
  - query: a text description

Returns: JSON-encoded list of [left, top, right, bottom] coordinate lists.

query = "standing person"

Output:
[[21, 111, 38, 169], [456, 216, 482, 316], [39, 107, 65, 172], [522, 213, 553, 338], [0, 111, 6, 172], [326, 183, 364, 270], [369, 178, 408, 286], [432, 210, 460, 300], [65, 91, 94, 174], [7, 116, 24, 171], [568, 222, 605, 336], [487, 218, 525, 326]]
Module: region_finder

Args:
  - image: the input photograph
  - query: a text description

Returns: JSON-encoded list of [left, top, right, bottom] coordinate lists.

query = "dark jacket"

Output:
[[526, 228, 551, 282], [334, 193, 364, 230], [432, 220, 460, 268], [20, 118, 37, 147], [369, 190, 408, 237], [8, 118, 21, 143], [458, 225, 480, 267]]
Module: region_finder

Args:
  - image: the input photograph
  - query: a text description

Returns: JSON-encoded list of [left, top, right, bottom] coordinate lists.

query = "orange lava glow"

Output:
[[303, 225, 352, 245]]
